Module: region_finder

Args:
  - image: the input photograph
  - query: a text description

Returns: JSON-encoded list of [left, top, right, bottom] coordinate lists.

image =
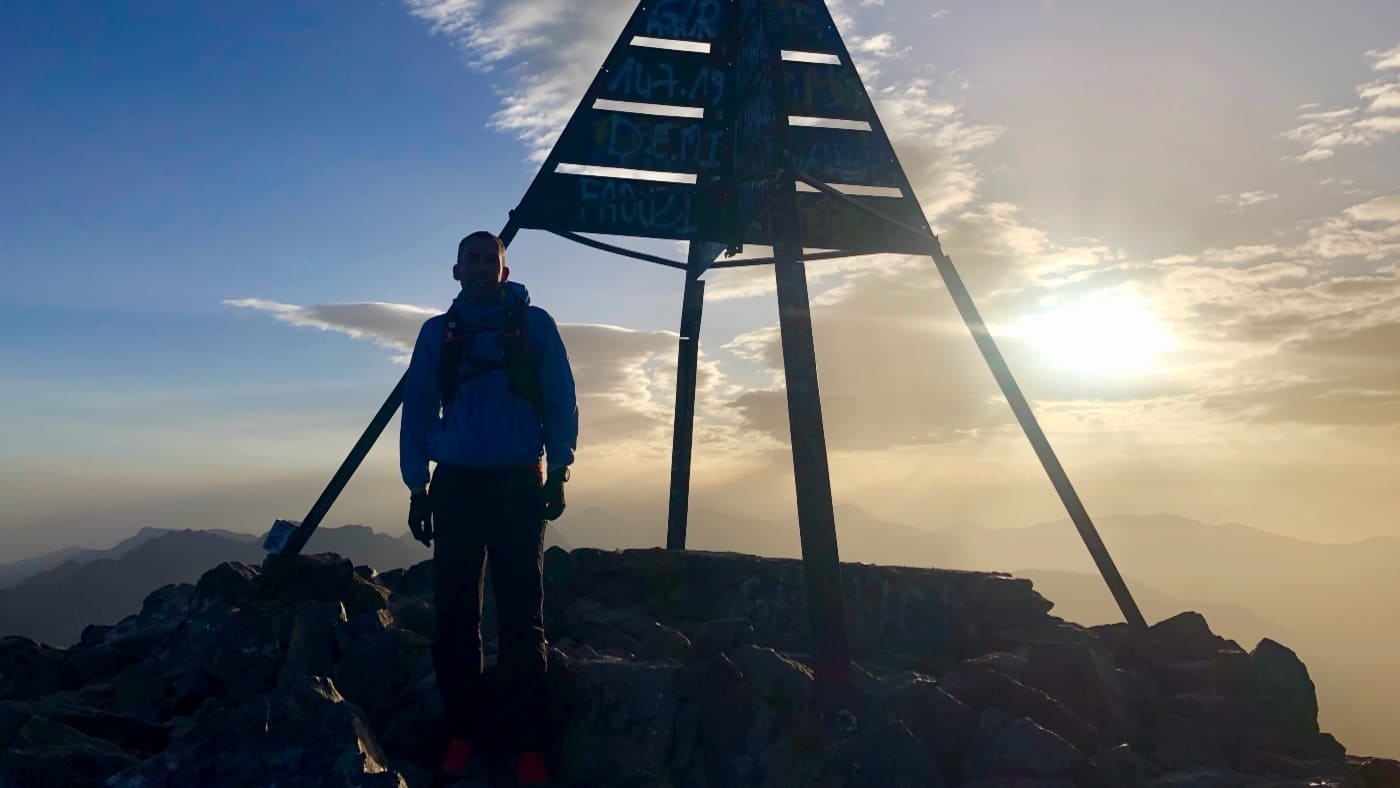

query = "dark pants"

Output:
[[430, 464, 548, 752]]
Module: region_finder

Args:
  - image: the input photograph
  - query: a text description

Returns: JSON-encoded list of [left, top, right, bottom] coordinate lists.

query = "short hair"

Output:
[[458, 231, 505, 264]]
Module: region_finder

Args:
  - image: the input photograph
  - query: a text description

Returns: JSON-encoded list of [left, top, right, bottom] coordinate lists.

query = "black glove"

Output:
[[541, 467, 567, 522], [408, 490, 434, 547]]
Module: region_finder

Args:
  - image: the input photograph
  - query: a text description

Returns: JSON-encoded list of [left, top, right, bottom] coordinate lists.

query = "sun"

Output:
[[1010, 290, 1177, 377]]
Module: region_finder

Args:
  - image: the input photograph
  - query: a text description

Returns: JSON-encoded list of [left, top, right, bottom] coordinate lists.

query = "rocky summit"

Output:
[[0, 547, 1395, 787]]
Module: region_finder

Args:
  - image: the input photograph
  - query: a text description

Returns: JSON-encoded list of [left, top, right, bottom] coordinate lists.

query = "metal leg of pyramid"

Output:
[[771, 238, 856, 719], [667, 252, 707, 551], [790, 172, 1148, 633], [258, 373, 407, 595], [926, 242, 1150, 633]]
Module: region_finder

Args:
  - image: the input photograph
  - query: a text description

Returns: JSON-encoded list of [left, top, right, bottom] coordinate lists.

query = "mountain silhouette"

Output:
[[0, 526, 425, 647], [0, 526, 256, 589]]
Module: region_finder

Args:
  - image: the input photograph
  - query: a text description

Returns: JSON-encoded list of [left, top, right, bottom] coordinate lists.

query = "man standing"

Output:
[[400, 231, 577, 784]]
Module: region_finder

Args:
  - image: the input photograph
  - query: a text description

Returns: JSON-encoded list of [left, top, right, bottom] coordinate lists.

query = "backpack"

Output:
[[436, 302, 544, 415]]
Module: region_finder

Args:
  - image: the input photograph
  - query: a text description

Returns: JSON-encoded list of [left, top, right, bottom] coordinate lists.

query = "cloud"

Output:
[[1284, 43, 1400, 162], [405, 0, 635, 159], [1215, 191, 1279, 211], [224, 299, 434, 361], [1306, 195, 1400, 261], [1201, 244, 1282, 265]]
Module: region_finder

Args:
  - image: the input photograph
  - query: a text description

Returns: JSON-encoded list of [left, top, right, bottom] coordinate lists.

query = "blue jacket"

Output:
[[399, 281, 578, 489]]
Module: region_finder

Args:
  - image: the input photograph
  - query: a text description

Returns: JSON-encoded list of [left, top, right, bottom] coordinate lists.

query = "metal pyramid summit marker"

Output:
[[264, 0, 1149, 730], [511, 0, 934, 255]]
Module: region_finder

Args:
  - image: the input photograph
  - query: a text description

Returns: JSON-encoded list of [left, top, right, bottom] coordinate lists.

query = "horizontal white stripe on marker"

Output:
[[630, 36, 711, 53], [781, 50, 841, 65], [555, 163, 698, 184], [788, 115, 872, 131], [594, 98, 705, 118], [795, 181, 904, 198]]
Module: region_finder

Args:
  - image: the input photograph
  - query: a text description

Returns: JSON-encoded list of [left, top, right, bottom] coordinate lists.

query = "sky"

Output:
[[3, 0, 1400, 561]]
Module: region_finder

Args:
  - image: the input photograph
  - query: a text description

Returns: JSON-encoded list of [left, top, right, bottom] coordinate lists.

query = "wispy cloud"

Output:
[[1215, 191, 1279, 211], [1284, 43, 1400, 162], [224, 299, 433, 361]]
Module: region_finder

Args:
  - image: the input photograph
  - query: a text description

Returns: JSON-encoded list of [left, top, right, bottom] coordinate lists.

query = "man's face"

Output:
[[458, 239, 507, 304]]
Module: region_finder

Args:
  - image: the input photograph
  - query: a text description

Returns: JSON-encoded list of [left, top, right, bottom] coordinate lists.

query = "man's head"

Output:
[[453, 231, 509, 304]]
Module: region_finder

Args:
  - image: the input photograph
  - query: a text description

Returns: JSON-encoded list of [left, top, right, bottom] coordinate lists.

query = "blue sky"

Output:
[[4, 0, 1400, 563]]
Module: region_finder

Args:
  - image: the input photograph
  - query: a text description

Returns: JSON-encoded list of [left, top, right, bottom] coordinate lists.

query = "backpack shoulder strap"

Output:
[[437, 306, 465, 405], [502, 304, 544, 413]]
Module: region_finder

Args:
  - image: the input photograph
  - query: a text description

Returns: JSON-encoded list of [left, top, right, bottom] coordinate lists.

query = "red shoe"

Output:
[[439, 737, 477, 773], [516, 750, 553, 785]]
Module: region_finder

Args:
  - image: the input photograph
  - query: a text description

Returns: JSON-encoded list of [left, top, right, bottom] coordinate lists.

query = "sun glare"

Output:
[[1012, 290, 1177, 377]]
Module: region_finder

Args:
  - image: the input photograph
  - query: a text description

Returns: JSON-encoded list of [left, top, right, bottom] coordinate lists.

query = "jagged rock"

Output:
[[671, 651, 782, 786], [838, 721, 945, 787], [1016, 640, 1129, 744], [1295, 731, 1347, 763], [1349, 756, 1400, 787], [965, 651, 1030, 680], [1091, 742, 1152, 787], [0, 714, 139, 788], [192, 561, 260, 607], [396, 559, 435, 598], [563, 598, 690, 660], [686, 617, 757, 660], [728, 644, 814, 710], [1238, 748, 1346, 779], [379, 671, 449, 766], [557, 659, 682, 785], [1147, 613, 1245, 662], [106, 676, 405, 787], [3, 545, 1387, 788], [263, 552, 356, 605], [332, 626, 431, 727], [558, 549, 1057, 668], [1152, 714, 1231, 771], [939, 661, 1099, 753], [1157, 649, 1254, 696], [0, 636, 76, 700], [346, 574, 392, 618], [278, 600, 346, 687], [29, 698, 167, 756], [388, 594, 436, 640], [961, 707, 1090, 783], [1247, 639, 1319, 740], [877, 672, 977, 783], [78, 624, 113, 648], [338, 608, 394, 652], [376, 567, 405, 591]]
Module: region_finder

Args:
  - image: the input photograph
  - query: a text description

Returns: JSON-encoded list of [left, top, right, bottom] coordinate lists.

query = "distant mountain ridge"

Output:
[[0, 525, 257, 589], [0, 525, 429, 647]]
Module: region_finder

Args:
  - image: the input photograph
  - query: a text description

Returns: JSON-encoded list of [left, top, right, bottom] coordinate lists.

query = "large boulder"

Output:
[[557, 659, 683, 785], [1247, 639, 1319, 741], [278, 600, 347, 687], [332, 626, 431, 728]]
